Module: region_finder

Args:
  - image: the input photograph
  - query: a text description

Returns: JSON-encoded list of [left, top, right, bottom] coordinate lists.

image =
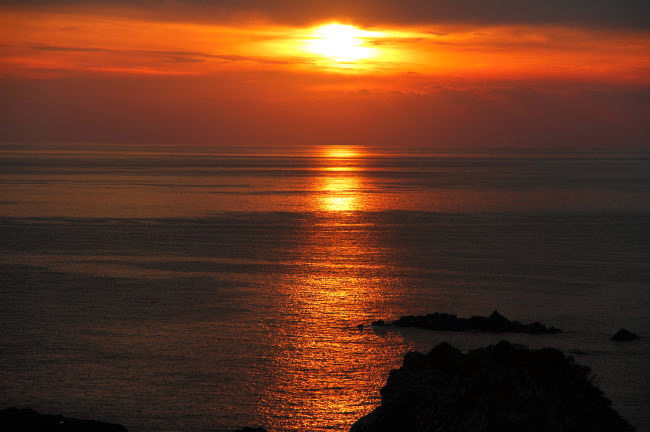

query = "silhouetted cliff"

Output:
[[350, 341, 634, 432]]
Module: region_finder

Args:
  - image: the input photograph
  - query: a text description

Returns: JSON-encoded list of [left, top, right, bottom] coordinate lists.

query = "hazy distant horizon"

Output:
[[3, 141, 650, 156]]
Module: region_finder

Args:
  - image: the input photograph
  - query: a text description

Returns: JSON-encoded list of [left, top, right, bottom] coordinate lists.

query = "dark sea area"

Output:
[[1, 145, 649, 431]]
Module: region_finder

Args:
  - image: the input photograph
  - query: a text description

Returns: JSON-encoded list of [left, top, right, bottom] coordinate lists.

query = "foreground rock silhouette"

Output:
[[372, 310, 561, 334], [349, 341, 635, 432], [0, 408, 272, 432], [0, 407, 128, 432], [611, 328, 640, 342]]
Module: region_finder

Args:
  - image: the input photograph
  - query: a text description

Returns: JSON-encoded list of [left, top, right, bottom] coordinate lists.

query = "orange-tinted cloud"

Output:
[[1, 10, 648, 84]]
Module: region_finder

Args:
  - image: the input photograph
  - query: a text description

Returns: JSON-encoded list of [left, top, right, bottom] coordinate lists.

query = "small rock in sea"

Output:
[[234, 428, 268, 432], [371, 320, 386, 326], [349, 341, 635, 432], [357, 324, 365, 330], [611, 328, 640, 342], [0, 407, 128, 432]]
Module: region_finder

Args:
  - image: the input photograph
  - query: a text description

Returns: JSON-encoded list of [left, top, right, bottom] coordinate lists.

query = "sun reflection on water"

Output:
[[324, 147, 362, 158], [316, 146, 367, 212], [319, 176, 365, 212], [259, 147, 408, 431]]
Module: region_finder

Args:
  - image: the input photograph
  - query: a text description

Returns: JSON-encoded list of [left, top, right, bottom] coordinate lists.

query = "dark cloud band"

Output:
[[2, 0, 650, 29]]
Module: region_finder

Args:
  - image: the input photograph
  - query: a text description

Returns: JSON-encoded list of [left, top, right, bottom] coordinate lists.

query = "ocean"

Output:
[[1, 145, 649, 431]]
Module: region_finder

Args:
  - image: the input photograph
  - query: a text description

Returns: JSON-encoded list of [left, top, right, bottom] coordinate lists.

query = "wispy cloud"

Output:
[[29, 44, 302, 65]]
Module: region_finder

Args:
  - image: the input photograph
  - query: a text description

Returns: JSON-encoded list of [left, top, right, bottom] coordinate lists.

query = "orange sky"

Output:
[[1, 4, 649, 149], [2, 10, 648, 83]]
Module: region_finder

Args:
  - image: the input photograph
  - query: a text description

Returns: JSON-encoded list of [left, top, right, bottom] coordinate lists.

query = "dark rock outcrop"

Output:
[[0, 407, 128, 432], [374, 310, 561, 334], [611, 328, 640, 342], [349, 341, 635, 432]]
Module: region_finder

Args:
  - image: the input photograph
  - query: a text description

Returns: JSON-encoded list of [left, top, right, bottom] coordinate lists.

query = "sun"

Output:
[[305, 23, 380, 63]]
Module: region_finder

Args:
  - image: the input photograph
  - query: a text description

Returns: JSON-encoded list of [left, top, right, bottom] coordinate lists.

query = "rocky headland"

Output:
[[349, 340, 634, 432]]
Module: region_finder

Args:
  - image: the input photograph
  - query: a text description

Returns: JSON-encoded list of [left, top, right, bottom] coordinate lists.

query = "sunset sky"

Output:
[[1, 0, 649, 149]]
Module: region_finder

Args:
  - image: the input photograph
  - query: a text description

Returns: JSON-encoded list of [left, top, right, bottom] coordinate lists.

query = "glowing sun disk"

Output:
[[306, 23, 380, 62]]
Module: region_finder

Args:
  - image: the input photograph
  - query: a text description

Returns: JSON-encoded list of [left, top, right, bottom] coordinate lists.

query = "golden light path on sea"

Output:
[[255, 146, 408, 430]]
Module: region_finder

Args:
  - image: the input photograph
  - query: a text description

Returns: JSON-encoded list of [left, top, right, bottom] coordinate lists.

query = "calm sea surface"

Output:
[[1, 145, 649, 431]]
